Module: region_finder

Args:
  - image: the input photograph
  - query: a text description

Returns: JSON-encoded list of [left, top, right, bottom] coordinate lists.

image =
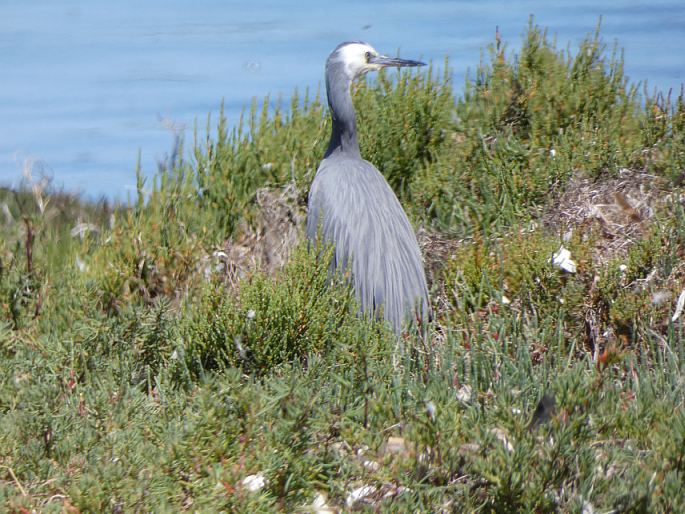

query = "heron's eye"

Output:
[[364, 51, 371, 62]]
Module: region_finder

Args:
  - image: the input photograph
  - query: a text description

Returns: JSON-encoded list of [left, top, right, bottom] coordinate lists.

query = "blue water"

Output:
[[1, 0, 684, 200]]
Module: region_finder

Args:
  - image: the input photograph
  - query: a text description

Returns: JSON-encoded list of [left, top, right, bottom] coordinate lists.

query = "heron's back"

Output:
[[306, 154, 429, 333]]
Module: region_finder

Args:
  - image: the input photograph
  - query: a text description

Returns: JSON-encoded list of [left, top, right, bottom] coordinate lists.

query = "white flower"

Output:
[[456, 385, 472, 404], [362, 459, 380, 471], [581, 497, 595, 514], [311, 492, 335, 514], [241, 474, 266, 492], [346, 485, 377, 507], [425, 401, 437, 422], [551, 246, 577, 273], [234, 337, 247, 360], [75, 256, 88, 273]]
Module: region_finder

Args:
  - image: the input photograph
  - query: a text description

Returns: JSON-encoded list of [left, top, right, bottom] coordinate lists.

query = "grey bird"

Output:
[[306, 41, 430, 334]]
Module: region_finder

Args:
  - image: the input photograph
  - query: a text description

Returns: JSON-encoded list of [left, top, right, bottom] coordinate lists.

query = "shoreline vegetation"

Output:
[[2, 22, 685, 511]]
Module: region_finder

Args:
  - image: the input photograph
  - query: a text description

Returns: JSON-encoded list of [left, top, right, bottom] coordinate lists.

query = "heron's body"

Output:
[[306, 42, 430, 333]]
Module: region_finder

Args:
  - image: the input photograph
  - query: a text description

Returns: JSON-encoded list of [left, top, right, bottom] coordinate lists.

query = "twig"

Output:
[[23, 217, 34, 276], [0, 465, 28, 496]]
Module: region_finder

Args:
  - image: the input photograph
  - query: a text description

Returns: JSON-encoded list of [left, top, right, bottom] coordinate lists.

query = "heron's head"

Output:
[[327, 41, 425, 82]]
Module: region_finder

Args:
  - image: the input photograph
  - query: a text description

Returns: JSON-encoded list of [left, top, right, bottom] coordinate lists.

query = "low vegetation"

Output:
[[2, 21, 685, 511]]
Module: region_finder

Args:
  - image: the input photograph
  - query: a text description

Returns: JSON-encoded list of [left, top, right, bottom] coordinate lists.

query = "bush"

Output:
[[181, 243, 393, 375]]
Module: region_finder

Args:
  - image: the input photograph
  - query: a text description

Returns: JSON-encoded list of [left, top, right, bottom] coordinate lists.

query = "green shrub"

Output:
[[181, 243, 393, 375], [412, 21, 651, 235]]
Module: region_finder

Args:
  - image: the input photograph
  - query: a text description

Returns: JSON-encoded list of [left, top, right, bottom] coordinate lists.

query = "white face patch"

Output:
[[337, 42, 381, 79]]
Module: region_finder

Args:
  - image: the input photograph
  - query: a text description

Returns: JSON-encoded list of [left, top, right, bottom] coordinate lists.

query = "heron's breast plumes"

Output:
[[306, 157, 429, 333]]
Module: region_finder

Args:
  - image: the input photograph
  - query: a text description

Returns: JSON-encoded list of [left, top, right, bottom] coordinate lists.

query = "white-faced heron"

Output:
[[306, 41, 430, 333]]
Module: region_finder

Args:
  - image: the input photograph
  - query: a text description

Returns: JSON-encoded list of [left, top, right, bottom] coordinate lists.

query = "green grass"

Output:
[[2, 22, 685, 512]]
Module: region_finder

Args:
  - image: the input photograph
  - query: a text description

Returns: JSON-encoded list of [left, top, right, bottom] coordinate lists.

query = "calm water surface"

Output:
[[1, 0, 684, 199]]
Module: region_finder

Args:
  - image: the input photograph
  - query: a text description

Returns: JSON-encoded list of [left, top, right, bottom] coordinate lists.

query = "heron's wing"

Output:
[[307, 157, 430, 332], [307, 159, 357, 275]]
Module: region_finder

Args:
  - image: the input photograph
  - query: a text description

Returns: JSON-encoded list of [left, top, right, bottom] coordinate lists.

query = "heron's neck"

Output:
[[325, 74, 360, 158]]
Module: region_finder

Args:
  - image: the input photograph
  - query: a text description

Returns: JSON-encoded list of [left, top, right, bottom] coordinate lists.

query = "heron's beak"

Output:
[[369, 55, 425, 68]]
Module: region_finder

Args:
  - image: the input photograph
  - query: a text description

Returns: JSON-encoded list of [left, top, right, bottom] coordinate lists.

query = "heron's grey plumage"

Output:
[[306, 42, 430, 333]]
